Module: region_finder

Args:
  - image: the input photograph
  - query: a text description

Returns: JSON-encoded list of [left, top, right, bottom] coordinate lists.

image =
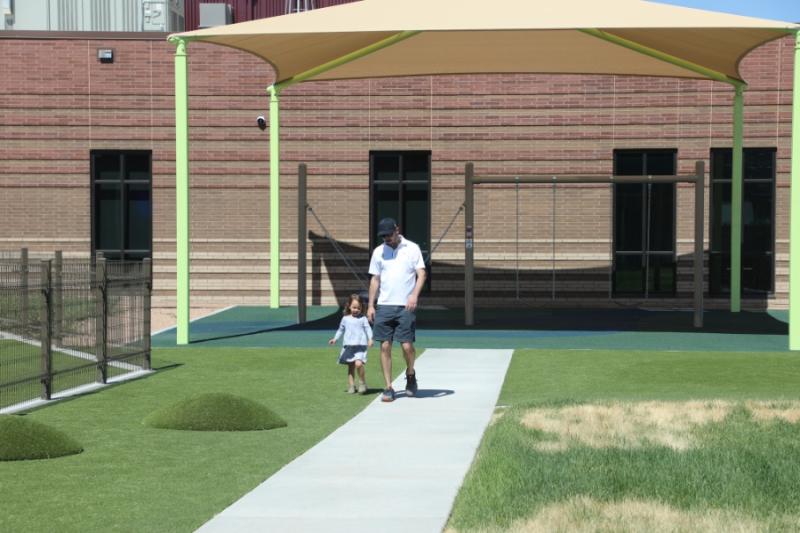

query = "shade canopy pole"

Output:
[[264, 30, 421, 309], [790, 31, 800, 350], [169, 36, 190, 345], [731, 85, 745, 312], [268, 85, 281, 308]]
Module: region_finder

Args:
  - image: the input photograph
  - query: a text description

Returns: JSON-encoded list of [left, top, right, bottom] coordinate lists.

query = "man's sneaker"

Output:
[[406, 372, 418, 397], [346, 385, 356, 394], [381, 388, 395, 402], [357, 382, 367, 395]]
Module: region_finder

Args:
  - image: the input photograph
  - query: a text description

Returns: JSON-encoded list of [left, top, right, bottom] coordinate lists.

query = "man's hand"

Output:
[[367, 306, 376, 323], [406, 294, 418, 312], [328, 338, 336, 345]]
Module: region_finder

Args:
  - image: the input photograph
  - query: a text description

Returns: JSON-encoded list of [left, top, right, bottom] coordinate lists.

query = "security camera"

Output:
[[256, 115, 267, 131]]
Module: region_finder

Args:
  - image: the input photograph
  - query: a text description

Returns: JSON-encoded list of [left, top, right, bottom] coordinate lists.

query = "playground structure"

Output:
[[165, 0, 800, 347]]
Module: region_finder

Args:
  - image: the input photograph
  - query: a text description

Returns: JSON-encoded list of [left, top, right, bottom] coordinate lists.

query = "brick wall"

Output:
[[0, 33, 794, 310]]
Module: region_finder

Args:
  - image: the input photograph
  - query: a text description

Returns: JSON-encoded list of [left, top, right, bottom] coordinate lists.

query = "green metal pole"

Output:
[[790, 32, 800, 350], [169, 36, 190, 345], [268, 85, 281, 308], [731, 85, 744, 313]]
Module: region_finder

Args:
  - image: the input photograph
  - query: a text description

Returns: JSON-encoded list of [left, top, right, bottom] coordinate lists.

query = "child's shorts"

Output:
[[338, 345, 368, 365]]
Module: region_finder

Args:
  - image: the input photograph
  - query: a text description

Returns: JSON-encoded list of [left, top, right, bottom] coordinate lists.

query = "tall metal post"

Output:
[[143, 258, 152, 370], [790, 32, 800, 350], [53, 250, 63, 346], [95, 256, 108, 384], [298, 164, 307, 323], [40, 260, 52, 400], [170, 36, 190, 345], [731, 85, 745, 313], [268, 85, 281, 308], [694, 161, 705, 328], [21, 247, 29, 332], [465, 163, 474, 326]]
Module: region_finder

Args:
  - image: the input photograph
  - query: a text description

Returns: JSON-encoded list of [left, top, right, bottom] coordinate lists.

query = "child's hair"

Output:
[[343, 294, 363, 315]]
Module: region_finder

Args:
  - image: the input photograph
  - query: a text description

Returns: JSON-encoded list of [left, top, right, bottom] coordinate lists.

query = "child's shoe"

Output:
[[381, 387, 395, 402], [357, 381, 367, 395], [346, 384, 356, 394]]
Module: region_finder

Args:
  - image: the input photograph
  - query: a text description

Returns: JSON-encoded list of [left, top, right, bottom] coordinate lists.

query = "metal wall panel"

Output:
[[185, 0, 358, 31]]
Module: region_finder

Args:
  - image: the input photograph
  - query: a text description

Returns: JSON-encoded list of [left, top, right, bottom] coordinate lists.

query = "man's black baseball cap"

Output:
[[377, 217, 398, 237]]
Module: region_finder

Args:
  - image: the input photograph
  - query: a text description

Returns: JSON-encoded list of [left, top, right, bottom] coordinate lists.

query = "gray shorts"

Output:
[[373, 305, 416, 343]]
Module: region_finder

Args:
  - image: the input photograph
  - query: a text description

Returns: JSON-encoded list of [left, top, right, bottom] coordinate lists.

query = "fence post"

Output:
[[21, 247, 28, 333], [40, 260, 52, 400], [95, 255, 108, 384], [53, 250, 63, 346], [143, 258, 152, 370]]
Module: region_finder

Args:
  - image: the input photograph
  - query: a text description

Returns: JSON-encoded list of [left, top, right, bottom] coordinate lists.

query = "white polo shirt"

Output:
[[368, 235, 426, 306]]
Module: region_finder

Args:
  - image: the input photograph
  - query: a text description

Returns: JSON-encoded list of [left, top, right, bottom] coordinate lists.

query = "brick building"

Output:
[[0, 30, 794, 311]]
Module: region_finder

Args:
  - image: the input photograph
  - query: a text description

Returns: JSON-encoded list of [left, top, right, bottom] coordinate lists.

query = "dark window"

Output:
[[369, 151, 431, 290], [91, 150, 152, 261], [612, 149, 677, 296], [709, 148, 775, 295]]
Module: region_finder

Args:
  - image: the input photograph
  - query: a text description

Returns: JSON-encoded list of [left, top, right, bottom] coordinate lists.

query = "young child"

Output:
[[328, 294, 373, 394]]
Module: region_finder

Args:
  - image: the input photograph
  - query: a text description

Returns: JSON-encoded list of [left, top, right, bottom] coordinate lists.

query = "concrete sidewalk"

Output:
[[196, 348, 513, 533]]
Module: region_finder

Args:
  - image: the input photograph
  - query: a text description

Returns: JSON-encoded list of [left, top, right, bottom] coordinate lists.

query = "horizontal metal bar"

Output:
[[472, 174, 699, 185]]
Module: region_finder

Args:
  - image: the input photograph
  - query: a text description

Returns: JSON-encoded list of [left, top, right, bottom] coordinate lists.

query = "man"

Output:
[[367, 217, 427, 402]]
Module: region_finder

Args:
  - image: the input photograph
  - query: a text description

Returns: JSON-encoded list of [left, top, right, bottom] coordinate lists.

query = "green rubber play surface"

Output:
[[152, 306, 790, 352]]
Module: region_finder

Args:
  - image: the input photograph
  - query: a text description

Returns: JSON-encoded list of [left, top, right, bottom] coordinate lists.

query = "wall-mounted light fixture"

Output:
[[97, 48, 114, 64]]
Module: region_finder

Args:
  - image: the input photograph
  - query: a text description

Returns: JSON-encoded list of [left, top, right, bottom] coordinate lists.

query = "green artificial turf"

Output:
[[499, 349, 800, 405], [0, 345, 403, 533], [448, 349, 800, 532], [144, 392, 287, 431], [0, 415, 83, 461]]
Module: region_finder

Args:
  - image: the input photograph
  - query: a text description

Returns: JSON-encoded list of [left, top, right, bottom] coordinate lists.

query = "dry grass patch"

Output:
[[521, 401, 732, 451], [448, 496, 788, 533], [745, 400, 800, 424], [520, 400, 800, 452], [490, 406, 508, 426]]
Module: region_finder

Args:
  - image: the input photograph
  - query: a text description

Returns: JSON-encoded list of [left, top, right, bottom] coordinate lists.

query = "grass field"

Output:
[[446, 349, 800, 532], [0, 345, 400, 532]]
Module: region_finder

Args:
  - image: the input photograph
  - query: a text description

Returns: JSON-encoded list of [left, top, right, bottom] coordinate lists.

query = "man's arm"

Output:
[[406, 268, 427, 312], [367, 274, 380, 323]]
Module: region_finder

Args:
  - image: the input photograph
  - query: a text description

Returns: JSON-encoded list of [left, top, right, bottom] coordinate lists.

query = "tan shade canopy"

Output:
[[171, 0, 798, 85]]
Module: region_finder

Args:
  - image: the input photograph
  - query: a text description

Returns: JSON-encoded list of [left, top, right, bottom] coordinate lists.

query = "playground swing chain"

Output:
[[305, 202, 467, 293], [512, 179, 658, 303], [512, 178, 560, 301]]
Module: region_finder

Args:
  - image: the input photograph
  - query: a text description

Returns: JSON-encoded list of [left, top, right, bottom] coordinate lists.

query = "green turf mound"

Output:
[[143, 392, 287, 431], [0, 415, 83, 461]]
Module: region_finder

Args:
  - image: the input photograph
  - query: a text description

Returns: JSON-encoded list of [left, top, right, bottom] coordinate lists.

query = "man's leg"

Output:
[[380, 340, 393, 389], [401, 341, 415, 374], [401, 341, 418, 396]]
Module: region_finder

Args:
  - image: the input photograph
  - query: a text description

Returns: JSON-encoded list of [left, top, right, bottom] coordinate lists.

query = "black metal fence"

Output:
[[0, 250, 152, 411]]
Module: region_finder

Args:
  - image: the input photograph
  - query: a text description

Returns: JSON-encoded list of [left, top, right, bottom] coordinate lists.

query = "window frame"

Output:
[[368, 150, 432, 290], [611, 149, 678, 297], [708, 147, 776, 296], [90, 149, 153, 261]]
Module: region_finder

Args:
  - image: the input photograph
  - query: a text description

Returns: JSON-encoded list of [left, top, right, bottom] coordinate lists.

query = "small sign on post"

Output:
[[465, 225, 474, 250]]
